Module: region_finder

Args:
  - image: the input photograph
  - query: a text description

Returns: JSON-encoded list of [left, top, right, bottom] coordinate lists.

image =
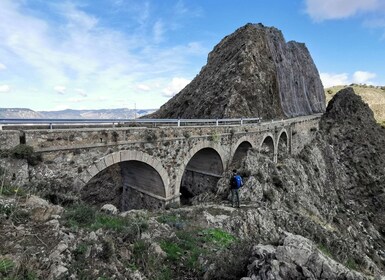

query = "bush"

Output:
[[10, 144, 33, 159], [9, 144, 41, 166], [65, 203, 96, 227], [144, 130, 158, 142], [205, 239, 252, 280]]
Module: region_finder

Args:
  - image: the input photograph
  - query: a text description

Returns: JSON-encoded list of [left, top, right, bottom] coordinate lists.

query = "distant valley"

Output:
[[0, 108, 156, 119]]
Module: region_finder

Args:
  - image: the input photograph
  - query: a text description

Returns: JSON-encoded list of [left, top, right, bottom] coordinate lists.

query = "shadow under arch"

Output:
[[277, 130, 289, 162], [178, 146, 224, 205], [120, 160, 165, 210], [230, 141, 253, 170], [260, 134, 275, 162], [78, 150, 171, 210]]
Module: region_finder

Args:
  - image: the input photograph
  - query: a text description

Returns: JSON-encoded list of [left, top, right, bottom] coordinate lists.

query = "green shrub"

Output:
[[144, 130, 158, 142], [0, 258, 14, 275], [10, 144, 33, 159], [201, 228, 236, 248], [160, 240, 183, 261], [65, 203, 96, 227], [9, 144, 41, 166]]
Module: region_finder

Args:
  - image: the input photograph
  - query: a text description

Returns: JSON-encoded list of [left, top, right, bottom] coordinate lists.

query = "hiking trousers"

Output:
[[231, 189, 240, 207]]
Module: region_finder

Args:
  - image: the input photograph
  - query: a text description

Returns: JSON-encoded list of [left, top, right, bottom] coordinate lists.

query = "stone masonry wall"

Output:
[[0, 116, 320, 208]]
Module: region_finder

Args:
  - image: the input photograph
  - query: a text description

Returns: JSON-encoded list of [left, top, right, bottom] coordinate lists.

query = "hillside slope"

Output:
[[325, 84, 385, 125], [1, 87, 385, 279]]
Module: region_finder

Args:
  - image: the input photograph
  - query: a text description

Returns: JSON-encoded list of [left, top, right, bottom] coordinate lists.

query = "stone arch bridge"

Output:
[[0, 115, 321, 210]]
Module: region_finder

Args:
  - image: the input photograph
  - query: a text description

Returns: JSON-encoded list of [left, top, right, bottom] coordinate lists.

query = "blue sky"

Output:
[[0, 0, 384, 111]]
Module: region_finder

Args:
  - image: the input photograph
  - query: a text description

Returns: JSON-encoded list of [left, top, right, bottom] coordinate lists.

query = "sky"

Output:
[[0, 0, 384, 111]]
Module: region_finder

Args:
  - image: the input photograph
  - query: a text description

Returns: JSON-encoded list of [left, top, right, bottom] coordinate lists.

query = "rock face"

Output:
[[209, 87, 385, 276], [149, 23, 325, 119], [244, 233, 365, 280]]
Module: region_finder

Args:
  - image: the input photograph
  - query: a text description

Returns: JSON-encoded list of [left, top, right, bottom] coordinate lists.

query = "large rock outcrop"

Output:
[[149, 23, 325, 119]]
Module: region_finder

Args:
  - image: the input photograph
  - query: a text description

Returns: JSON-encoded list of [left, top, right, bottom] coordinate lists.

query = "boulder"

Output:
[[101, 204, 118, 215]]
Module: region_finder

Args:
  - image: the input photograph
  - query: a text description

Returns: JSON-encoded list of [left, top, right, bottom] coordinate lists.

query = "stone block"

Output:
[[87, 164, 99, 177], [104, 154, 114, 167], [120, 150, 134, 161], [79, 171, 93, 185], [95, 159, 107, 172], [112, 152, 121, 163], [132, 150, 143, 161]]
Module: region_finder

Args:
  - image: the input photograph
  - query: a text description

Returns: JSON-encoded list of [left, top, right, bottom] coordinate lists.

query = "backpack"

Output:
[[234, 175, 244, 189]]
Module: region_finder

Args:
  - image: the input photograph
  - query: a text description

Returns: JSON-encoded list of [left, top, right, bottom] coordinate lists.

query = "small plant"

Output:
[[345, 258, 358, 271], [9, 144, 41, 166], [157, 213, 185, 228], [208, 131, 220, 144], [65, 203, 96, 227], [317, 243, 333, 258], [144, 130, 158, 142], [183, 131, 191, 139], [74, 242, 89, 261], [0, 257, 15, 276], [201, 228, 236, 248], [160, 240, 183, 261]]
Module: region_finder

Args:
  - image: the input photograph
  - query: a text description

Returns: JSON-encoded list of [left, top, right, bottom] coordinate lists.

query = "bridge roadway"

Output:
[[0, 114, 322, 210]]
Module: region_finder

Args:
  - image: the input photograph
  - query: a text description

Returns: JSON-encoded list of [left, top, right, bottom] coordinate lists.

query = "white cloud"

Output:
[[0, 84, 11, 93], [320, 73, 349, 87], [352, 71, 377, 84], [305, 0, 380, 21], [0, 0, 204, 110], [162, 77, 191, 97], [0, 63, 6, 70], [321, 71, 378, 87], [54, 85, 66, 94], [137, 84, 151, 91]]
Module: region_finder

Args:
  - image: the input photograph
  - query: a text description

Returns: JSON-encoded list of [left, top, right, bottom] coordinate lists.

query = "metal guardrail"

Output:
[[0, 117, 262, 129]]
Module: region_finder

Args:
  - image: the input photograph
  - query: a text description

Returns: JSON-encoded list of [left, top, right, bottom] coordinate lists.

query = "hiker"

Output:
[[230, 169, 243, 208]]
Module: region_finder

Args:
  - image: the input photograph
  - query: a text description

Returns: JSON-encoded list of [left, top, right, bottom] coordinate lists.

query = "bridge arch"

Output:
[[277, 129, 289, 161], [260, 133, 275, 162], [230, 136, 255, 169], [78, 150, 171, 209], [175, 140, 226, 203]]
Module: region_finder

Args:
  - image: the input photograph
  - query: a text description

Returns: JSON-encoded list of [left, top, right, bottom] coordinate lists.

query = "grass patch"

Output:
[[0, 258, 15, 276], [201, 228, 236, 247], [345, 258, 359, 271], [159, 228, 236, 277], [317, 243, 333, 258], [64, 203, 148, 236]]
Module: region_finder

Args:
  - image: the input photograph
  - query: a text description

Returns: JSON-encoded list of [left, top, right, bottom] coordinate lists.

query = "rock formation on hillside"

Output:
[[149, 23, 325, 119]]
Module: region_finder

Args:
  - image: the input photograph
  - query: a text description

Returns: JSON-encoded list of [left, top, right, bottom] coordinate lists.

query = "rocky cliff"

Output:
[[149, 23, 325, 119]]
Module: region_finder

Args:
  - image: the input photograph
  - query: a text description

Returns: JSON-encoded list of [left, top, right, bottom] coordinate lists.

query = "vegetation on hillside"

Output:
[[325, 84, 385, 126]]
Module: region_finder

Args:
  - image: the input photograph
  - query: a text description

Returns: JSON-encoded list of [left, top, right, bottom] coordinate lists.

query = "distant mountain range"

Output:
[[0, 108, 156, 119]]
